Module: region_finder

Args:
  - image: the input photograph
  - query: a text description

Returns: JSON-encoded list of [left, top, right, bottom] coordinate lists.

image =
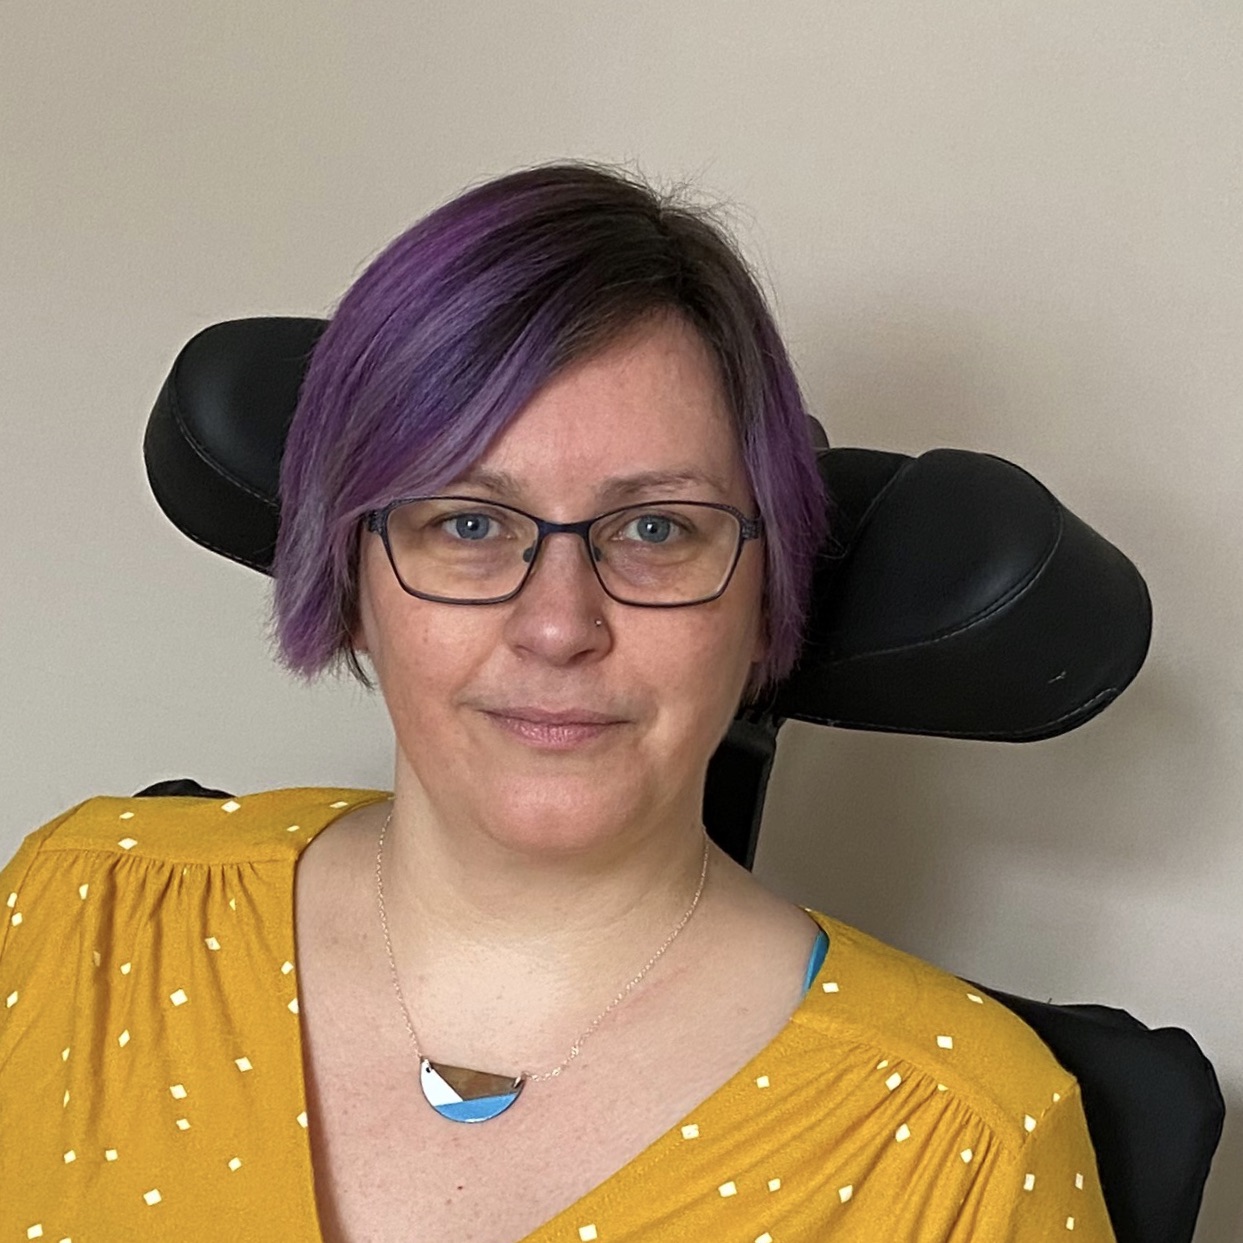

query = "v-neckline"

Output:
[[286, 793, 835, 1243]]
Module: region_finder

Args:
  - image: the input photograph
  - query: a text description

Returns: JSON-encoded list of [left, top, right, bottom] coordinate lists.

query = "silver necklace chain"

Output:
[[375, 807, 710, 1081]]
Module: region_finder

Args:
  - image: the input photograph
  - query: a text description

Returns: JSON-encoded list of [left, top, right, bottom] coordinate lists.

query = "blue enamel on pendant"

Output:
[[419, 1058, 525, 1123]]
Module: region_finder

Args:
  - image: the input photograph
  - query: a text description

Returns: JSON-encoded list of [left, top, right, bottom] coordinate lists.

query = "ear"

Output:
[[350, 536, 377, 656], [750, 636, 768, 669], [343, 587, 368, 655], [749, 609, 770, 669]]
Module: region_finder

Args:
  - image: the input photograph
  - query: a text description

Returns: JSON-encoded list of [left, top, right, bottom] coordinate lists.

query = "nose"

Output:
[[507, 529, 610, 637], [521, 529, 604, 598]]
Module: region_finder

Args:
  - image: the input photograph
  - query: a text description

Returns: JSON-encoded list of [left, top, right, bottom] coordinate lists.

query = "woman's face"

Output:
[[354, 313, 768, 855]]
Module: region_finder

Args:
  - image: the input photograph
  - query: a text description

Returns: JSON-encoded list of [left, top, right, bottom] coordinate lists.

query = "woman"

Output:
[[0, 162, 1114, 1240]]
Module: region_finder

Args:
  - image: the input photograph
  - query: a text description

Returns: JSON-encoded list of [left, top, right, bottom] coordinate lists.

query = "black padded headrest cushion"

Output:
[[773, 447, 1152, 741], [144, 317, 326, 572], [145, 317, 1151, 742]]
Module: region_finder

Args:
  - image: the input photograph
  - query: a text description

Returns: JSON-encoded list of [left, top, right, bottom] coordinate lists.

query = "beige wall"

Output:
[[2, 1, 1240, 1236]]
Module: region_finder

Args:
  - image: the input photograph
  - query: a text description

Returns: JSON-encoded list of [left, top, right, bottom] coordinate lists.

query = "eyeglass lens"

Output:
[[383, 499, 741, 604]]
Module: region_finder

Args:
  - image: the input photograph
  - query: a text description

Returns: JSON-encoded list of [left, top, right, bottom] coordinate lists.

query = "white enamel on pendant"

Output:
[[420, 1060, 464, 1106]]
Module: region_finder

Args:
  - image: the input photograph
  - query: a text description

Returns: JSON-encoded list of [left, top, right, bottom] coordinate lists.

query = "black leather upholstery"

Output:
[[977, 987, 1225, 1243], [775, 447, 1152, 742], [144, 317, 325, 572]]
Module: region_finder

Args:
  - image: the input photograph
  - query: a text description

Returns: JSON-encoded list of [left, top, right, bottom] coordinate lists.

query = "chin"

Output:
[[472, 784, 642, 854]]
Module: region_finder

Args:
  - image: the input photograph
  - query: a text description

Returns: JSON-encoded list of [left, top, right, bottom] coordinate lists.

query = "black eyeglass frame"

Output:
[[364, 496, 764, 608]]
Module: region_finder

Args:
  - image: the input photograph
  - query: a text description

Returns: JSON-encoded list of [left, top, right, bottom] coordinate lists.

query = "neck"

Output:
[[367, 761, 719, 1067], [389, 771, 709, 949]]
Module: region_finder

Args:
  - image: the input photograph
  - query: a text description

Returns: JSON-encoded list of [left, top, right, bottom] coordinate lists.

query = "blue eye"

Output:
[[445, 513, 494, 541], [619, 512, 692, 544]]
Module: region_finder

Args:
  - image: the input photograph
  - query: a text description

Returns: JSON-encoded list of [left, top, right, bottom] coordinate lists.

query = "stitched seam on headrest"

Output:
[[165, 358, 280, 510], [823, 503, 1065, 663], [165, 524, 271, 574], [796, 687, 1119, 740], [832, 454, 913, 555]]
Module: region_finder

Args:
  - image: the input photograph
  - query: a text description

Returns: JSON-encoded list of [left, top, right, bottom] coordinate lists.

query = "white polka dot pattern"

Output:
[[0, 790, 1114, 1241]]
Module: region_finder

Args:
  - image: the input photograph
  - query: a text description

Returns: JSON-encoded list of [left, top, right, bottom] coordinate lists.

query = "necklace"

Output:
[[375, 807, 710, 1124]]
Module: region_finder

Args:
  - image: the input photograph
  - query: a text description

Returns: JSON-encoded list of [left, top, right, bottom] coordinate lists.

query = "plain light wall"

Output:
[[2, 1, 1239, 1237]]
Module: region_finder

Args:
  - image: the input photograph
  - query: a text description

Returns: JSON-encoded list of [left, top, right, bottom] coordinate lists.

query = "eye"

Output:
[[424, 503, 525, 543], [617, 512, 690, 544], [438, 511, 498, 541]]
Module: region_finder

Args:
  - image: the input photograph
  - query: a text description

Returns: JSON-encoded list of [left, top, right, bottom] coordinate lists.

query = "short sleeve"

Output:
[[1001, 1082, 1116, 1239], [0, 804, 84, 967]]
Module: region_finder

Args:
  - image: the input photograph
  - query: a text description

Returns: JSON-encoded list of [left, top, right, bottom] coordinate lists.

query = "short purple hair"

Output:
[[273, 161, 828, 707]]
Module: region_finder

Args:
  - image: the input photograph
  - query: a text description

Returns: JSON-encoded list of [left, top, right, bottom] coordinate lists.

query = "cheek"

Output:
[[640, 605, 759, 724], [369, 609, 471, 706], [356, 571, 453, 719]]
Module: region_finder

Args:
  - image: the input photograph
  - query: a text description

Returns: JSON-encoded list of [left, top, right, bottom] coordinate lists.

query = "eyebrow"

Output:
[[448, 465, 730, 503]]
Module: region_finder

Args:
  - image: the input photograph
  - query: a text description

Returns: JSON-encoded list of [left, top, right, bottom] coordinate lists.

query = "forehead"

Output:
[[451, 315, 747, 505]]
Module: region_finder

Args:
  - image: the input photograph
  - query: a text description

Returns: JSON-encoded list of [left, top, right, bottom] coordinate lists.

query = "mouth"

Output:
[[481, 710, 625, 751]]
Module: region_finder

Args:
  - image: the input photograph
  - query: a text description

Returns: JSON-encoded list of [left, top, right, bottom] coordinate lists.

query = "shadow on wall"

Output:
[[755, 647, 1235, 974], [1192, 1104, 1242, 1243]]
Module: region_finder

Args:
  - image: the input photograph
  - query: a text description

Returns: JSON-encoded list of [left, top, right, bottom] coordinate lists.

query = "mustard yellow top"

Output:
[[0, 788, 1115, 1241]]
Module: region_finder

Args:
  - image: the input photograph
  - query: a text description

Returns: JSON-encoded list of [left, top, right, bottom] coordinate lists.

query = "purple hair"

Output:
[[272, 161, 828, 707]]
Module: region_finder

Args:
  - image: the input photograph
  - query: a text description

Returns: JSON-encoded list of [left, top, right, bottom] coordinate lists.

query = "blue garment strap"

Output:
[[802, 928, 830, 993]]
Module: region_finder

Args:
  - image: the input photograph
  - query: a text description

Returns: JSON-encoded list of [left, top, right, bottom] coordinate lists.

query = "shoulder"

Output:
[[0, 786, 390, 987], [799, 910, 1078, 1147], [3, 786, 390, 873]]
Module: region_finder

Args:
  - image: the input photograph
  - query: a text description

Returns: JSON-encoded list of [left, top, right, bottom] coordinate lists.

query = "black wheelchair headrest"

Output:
[[144, 317, 1151, 743]]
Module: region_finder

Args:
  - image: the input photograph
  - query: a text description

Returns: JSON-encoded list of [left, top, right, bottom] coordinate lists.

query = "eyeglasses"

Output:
[[364, 496, 763, 607]]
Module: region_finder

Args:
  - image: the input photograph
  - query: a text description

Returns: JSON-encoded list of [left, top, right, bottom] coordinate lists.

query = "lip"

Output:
[[483, 707, 625, 725], [482, 710, 625, 751]]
